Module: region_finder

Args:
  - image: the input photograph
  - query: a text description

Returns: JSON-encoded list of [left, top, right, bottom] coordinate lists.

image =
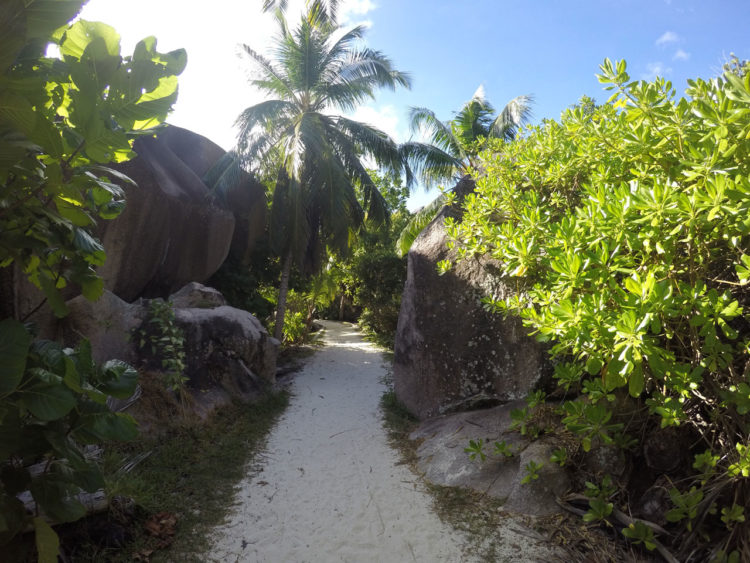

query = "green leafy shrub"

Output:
[[448, 59, 750, 559], [134, 300, 187, 390], [0, 4, 183, 558], [0, 319, 138, 555], [0, 3, 185, 317]]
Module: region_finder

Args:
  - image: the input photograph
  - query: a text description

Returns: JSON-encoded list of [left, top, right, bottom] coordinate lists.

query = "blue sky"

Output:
[[79, 0, 750, 209]]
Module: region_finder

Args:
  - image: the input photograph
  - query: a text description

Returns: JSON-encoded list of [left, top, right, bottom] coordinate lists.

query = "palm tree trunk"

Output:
[[274, 249, 293, 341]]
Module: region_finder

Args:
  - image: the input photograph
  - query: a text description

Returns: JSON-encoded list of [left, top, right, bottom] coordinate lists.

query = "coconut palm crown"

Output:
[[394, 90, 533, 257], [400, 89, 533, 188], [235, 2, 410, 338]]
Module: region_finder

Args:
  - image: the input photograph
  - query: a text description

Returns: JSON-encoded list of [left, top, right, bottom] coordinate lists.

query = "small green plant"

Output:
[[583, 475, 616, 523], [509, 406, 531, 435], [721, 504, 746, 529], [521, 460, 543, 484], [728, 443, 750, 478], [561, 401, 623, 452], [584, 475, 616, 500], [493, 440, 515, 458], [621, 521, 657, 551], [666, 486, 704, 530], [436, 259, 452, 275], [464, 439, 486, 461], [583, 497, 614, 523], [550, 447, 568, 466], [526, 390, 547, 408], [135, 300, 187, 390]]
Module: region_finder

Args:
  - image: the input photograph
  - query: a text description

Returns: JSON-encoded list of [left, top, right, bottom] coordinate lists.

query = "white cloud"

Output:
[[339, 0, 376, 26], [348, 104, 403, 142], [673, 49, 690, 61], [655, 31, 679, 47], [642, 62, 673, 80]]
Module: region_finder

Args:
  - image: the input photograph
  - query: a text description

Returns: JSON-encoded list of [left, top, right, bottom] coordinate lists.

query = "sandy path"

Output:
[[207, 321, 470, 562]]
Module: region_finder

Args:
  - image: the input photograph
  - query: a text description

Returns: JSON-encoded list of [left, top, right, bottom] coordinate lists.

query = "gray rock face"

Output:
[[97, 125, 267, 301], [61, 284, 277, 394], [65, 291, 146, 365], [169, 282, 227, 309], [175, 305, 278, 386], [410, 402, 569, 517], [393, 176, 552, 419]]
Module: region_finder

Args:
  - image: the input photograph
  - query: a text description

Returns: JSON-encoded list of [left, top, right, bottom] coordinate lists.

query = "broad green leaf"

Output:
[[0, 318, 32, 396], [30, 473, 86, 523], [0, 92, 37, 136], [0, 494, 26, 537], [0, 0, 27, 73], [60, 20, 120, 60], [24, 1, 86, 40], [629, 365, 645, 397], [33, 516, 60, 563], [31, 340, 65, 372], [19, 381, 77, 421], [38, 274, 69, 318], [72, 227, 104, 256], [80, 275, 104, 301], [99, 360, 138, 399], [72, 409, 138, 443]]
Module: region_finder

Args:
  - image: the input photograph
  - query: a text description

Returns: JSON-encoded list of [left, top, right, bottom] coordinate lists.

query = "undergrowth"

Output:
[[7, 391, 290, 562]]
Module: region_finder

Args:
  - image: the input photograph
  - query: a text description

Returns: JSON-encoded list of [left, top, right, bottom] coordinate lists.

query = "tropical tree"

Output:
[[262, 0, 339, 24], [396, 90, 533, 255], [235, 2, 410, 340]]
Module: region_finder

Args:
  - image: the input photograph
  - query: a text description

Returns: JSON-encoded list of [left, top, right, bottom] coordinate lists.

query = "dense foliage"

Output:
[[334, 171, 410, 344], [234, 2, 410, 340], [0, 321, 139, 556], [396, 91, 533, 256], [0, 4, 185, 317], [449, 59, 750, 560], [0, 3, 184, 558]]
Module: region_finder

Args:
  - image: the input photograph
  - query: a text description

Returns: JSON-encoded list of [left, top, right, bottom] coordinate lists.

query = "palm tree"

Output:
[[236, 3, 410, 340], [395, 89, 533, 255], [262, 0, 339, 24]]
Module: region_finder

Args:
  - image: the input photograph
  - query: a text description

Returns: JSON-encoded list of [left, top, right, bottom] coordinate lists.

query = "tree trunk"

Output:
[[274, 249, 293, 341]]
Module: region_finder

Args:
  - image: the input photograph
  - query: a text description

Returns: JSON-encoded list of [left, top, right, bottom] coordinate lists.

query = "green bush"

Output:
[[0, 5, 185, 316], [134, 300, 187, 390], [0, 319, 138, 556], [449, 59, 750, 559], [0, 4, 183, 559]]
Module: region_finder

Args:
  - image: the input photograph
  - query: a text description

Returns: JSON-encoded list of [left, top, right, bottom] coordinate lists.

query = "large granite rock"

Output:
[[97, 125, 267, 301], [65, 291, 146, 365], [175, 305, 278, 386], [61, 284, 278, 397], [410, 402, 570, 517], [393, 176, 552, 419]]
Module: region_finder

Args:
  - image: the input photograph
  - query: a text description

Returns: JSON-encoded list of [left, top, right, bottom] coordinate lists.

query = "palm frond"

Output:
[[398, 141, 461, 187], [239, 43, 296, 101], [331, 116, 404, 175], [262, 0, 288, 13], [202, 151, 244, 205], [489, 94, 534, 141], [453, 96, 495, 147], [408, 106, 460, 156], [395, 192, 449, 257]]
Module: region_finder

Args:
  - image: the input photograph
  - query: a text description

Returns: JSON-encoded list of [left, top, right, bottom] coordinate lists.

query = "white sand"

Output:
[[207, 320, 470, 562]]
